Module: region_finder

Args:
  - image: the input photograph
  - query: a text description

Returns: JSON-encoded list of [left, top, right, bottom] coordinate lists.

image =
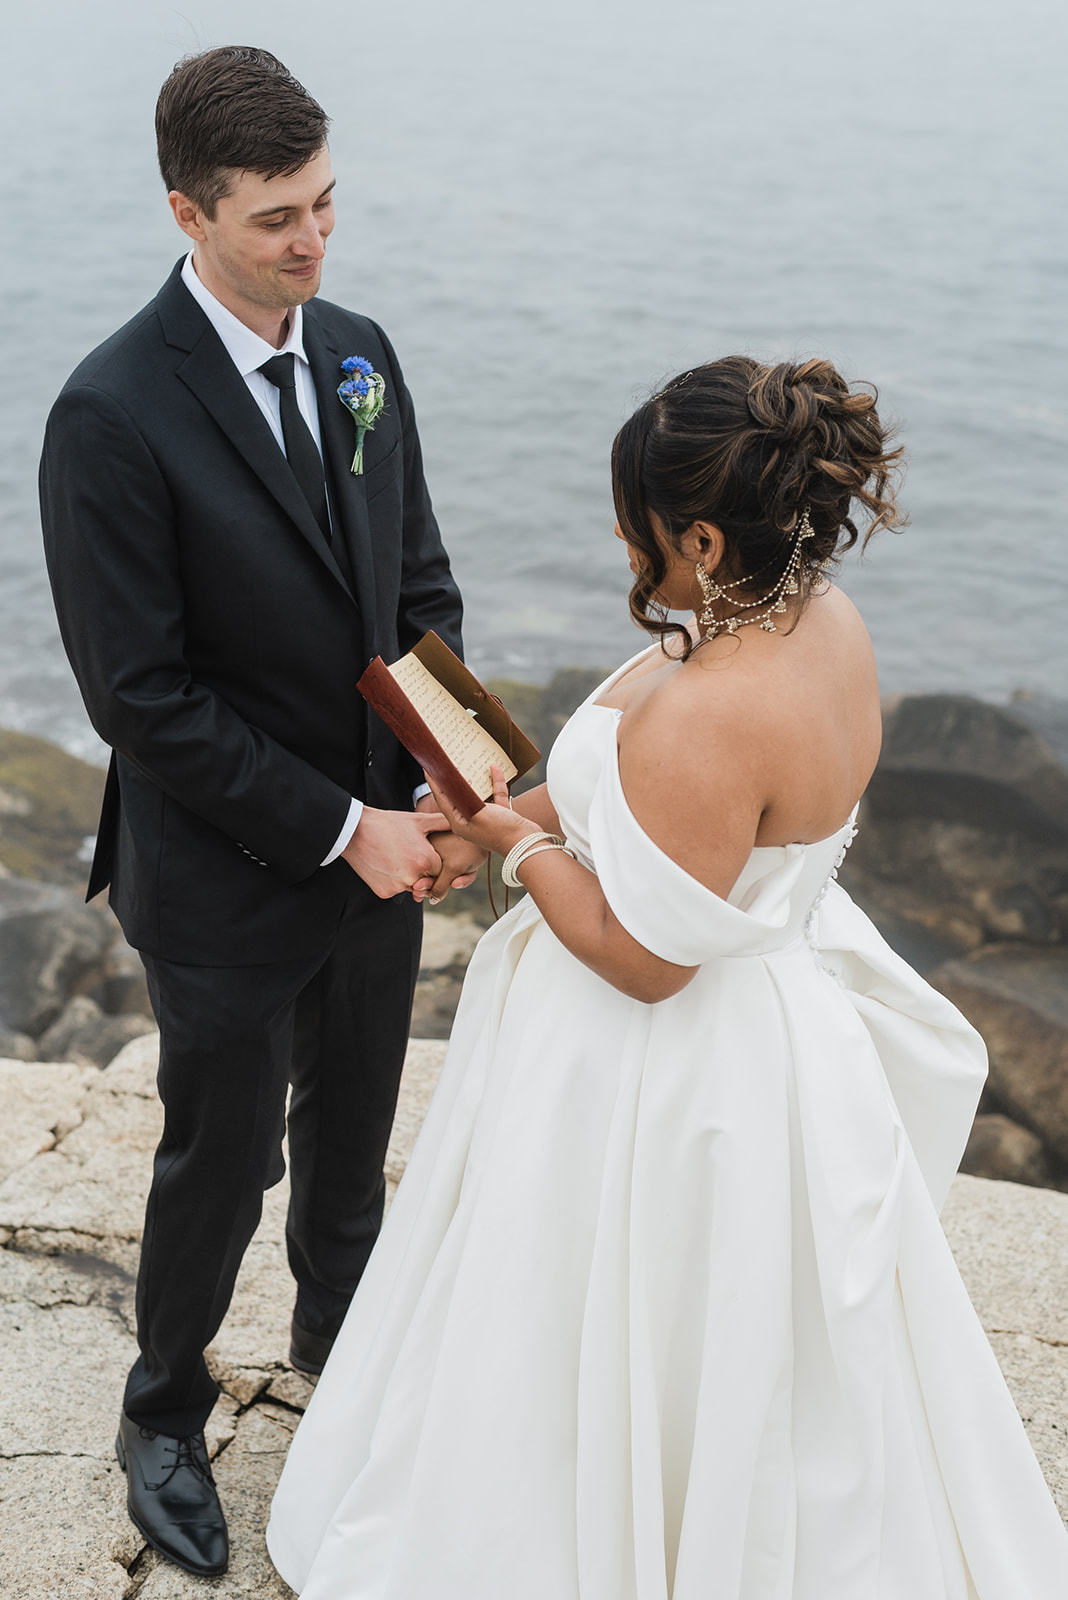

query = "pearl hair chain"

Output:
[[695, 506, 821, 638]]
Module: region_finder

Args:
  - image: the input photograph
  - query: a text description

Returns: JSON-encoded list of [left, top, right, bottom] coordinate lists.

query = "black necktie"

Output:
[[259, 354, 331, 541]]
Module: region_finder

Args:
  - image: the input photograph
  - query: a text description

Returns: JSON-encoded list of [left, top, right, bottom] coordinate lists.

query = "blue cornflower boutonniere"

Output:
[[337, 356, 386, 474]]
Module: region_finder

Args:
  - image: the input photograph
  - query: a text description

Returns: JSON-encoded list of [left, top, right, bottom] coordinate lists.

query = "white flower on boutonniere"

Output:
[[337, 356, 386, 474]]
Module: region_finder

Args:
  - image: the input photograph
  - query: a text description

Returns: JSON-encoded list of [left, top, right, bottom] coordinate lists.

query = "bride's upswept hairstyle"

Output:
[[611, 356, 906, 659]]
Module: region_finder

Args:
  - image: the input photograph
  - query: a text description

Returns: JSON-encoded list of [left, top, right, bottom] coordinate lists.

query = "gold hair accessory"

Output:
[[696, 507, 816, 639]]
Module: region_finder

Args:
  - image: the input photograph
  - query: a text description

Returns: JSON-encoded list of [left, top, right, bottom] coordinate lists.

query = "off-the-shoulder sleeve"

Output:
[[586, 728, 814, 965]]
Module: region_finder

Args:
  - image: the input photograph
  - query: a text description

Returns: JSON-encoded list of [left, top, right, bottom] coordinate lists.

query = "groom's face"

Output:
[[171, 144, 336, 326]]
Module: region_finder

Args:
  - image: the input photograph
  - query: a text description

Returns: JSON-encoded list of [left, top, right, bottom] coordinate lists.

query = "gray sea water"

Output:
[[3, 0, 1066, 761]]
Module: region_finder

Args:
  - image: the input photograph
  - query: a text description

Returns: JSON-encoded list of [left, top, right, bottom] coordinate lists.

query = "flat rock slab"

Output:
[[987, 1331, 1068, 1516], [0, 1296, 134, 1458], [0, 1088, 162, 1248], [941, 1173, 1068, 1519], [941, 1172, 1068, 1345], [418, 910, 483, 972], [0, 1058, 97, 1184], [0, 1032, 449, 1598], [3, 1036, 1068, 1594], [0, 1455, 140, 1600]]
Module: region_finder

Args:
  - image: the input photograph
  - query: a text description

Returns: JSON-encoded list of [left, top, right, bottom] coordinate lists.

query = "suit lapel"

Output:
[[156, 266, 355, 602], [302, 309, 379, 654]]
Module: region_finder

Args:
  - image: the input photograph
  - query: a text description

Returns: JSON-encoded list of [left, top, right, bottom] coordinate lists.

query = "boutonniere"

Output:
[[337, 356, 386, 475]]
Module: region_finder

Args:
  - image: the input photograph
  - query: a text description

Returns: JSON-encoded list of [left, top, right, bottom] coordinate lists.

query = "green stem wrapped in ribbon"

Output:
[[337, 356, 386, 474]]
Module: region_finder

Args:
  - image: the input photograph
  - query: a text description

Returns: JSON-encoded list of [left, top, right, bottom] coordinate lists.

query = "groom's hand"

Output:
[[341, 805, 447, 899], [423, 831, 487, 905], [415, 794, 486, 903]]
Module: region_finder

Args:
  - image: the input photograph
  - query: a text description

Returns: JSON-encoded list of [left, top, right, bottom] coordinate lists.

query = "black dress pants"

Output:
[[123, 881, 422, 1437]]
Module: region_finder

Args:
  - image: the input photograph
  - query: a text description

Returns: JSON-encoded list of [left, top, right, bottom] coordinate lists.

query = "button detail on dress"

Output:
[[804, 821, 860, 981]]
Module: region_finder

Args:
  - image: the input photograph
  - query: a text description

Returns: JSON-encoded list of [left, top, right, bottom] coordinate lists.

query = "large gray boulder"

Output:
[[811, 693, 1068, 1189], [872, 692, 1068, 833], [841, 693, 1068, 958], [488, 668, 608, 792], [0, 1029, 36, 1061], [932, 946, 1068, 1164], [961, 1113, 1059, 1189], [0, 878, 115, 1038], [36, 996, 155, 1070]]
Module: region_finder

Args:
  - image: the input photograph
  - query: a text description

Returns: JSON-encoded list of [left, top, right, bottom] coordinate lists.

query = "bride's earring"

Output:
[[695, 562, 722, 629]]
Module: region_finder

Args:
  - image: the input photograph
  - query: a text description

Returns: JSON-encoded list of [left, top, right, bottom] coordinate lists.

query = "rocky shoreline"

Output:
[[3, 677, 1066, 1191]]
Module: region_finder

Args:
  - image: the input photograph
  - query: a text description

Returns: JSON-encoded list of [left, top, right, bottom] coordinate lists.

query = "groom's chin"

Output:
[[276, 265, 323, 305]]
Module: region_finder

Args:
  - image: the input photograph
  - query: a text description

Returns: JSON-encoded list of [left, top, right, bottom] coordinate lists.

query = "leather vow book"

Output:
[[358, 632, 540, 818]]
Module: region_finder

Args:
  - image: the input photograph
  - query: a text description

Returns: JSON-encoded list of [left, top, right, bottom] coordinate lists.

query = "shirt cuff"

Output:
[[412, 783, 433, 806], [321, 797, 364, 866]]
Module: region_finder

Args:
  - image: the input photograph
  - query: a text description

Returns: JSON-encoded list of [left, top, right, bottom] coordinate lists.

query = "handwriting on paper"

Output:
[[389, 653, 518, 798]]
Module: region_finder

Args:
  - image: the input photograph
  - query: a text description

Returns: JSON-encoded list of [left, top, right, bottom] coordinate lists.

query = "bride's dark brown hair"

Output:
[[611, 355, 906, 659]]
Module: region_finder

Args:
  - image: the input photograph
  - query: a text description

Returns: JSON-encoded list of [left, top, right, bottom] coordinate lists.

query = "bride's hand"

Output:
[[427, 764, 538, 858]]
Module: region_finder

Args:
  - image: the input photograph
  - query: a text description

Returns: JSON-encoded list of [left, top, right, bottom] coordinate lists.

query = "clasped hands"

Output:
[[341, 767, 537, 904]]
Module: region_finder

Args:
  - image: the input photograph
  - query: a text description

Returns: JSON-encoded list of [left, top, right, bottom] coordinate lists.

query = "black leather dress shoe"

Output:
[[116, 1413, 229, 1577], [289, 1318, 335, 1377]]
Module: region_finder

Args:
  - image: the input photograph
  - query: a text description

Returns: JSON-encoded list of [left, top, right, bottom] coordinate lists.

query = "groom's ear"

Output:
[[168, 190, 209, 242]]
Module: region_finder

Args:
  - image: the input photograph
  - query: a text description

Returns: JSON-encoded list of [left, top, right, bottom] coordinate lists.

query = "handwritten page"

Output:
[[388, 652, 519, 797]]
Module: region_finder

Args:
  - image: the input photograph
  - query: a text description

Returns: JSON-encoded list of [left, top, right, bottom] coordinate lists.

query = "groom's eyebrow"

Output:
[[248, 179, 336, 219]]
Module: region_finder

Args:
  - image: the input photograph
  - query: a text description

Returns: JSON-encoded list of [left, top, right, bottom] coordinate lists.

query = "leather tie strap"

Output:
[[259, 353, 331, 542]]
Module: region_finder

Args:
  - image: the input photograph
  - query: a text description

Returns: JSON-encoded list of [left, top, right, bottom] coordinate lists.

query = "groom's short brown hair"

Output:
[[156, 46, 330, 218]]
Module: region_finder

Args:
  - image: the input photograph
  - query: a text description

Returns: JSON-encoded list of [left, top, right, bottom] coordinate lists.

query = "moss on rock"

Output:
[[0, 729, 104, 889]]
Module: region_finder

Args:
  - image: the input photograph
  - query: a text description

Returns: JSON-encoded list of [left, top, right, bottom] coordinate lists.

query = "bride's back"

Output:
[[694, 580, 882, 847], [608, 355, 902, 900]]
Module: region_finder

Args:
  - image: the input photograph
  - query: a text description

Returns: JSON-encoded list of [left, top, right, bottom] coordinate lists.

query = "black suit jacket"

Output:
[[39, 259, 462, 965]]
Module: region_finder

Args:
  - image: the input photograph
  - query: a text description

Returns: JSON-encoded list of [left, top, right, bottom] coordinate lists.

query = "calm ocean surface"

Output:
[[3, 0, 1066, 761]]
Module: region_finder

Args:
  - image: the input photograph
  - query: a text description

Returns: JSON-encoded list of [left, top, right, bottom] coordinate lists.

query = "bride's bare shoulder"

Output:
[[614, 643, 769, 896], [615, 588, 880, 885], [621, 643, 761, 785], [627, 586, 870, 726], [807, 580, 876, 646]]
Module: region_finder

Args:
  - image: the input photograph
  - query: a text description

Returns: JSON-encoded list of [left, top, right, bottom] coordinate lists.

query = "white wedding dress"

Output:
[[268, 650, 1068, 1599]]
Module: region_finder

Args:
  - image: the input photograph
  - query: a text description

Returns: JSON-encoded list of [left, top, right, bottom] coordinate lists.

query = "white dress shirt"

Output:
[[180, 252, 369, 863], [180, 251, 325, 458]]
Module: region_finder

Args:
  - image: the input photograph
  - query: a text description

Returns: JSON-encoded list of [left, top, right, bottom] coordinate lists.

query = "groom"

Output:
[[39, 46, 480, 1577]]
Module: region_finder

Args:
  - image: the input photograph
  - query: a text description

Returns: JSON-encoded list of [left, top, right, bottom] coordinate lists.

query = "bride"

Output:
[[267, 357, 1068, 1597]]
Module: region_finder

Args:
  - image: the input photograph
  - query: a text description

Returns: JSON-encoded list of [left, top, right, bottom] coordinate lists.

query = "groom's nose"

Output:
[[293, 214, 328, 260]]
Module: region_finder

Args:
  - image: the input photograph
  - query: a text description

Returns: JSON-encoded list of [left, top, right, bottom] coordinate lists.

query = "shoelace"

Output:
[[140, 1427, 216, 1490]]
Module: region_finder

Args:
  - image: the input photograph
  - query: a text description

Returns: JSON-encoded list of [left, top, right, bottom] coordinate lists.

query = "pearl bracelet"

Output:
[[501, 831, 573, 888]]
